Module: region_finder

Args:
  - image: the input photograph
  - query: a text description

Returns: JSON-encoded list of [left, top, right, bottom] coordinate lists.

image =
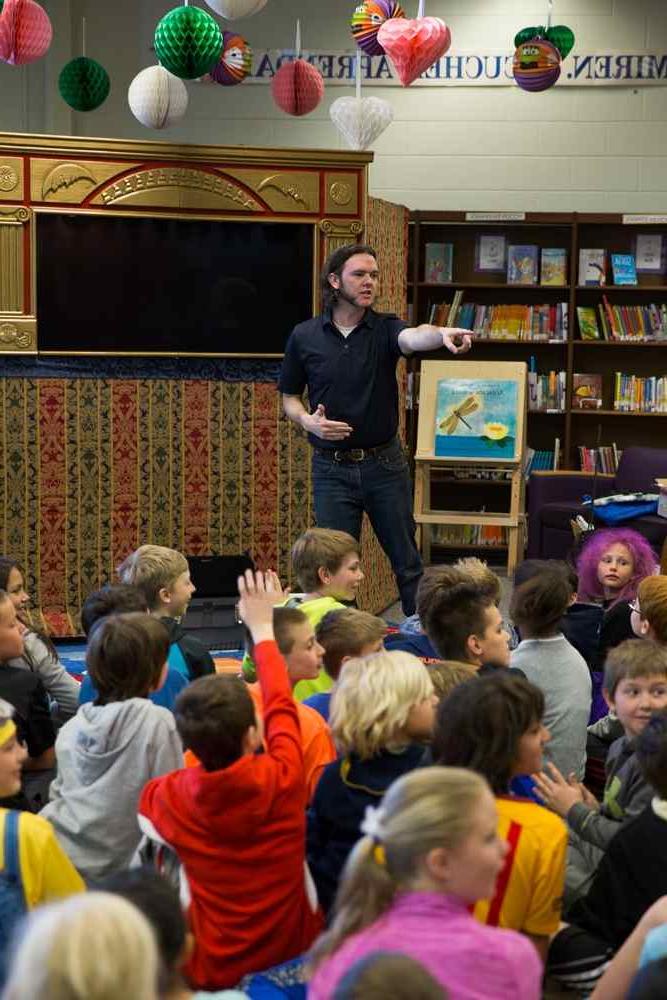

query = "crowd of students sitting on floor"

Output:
[[1, 524, 667, 999]]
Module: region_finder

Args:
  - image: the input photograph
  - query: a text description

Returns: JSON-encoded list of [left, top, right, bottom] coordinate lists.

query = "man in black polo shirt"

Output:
[[279, 243, 472, 615]]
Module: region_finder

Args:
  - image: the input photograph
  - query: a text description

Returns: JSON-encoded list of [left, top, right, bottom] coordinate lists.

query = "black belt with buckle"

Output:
[[315, 439, 395, 463]]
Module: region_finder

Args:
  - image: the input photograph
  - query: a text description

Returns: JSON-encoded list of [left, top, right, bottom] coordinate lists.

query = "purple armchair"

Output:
[[527, 446, 667, 561]]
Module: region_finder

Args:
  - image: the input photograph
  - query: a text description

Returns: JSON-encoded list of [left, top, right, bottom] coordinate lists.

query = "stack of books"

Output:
[[613, 373, 667, 412], [437, 293, 568, 340], [443, 467, 513, 482], [432, 522, 508, 548], [578, 444, 620, 473], [524, 439, 560, 476], [528, 370, 566, 412], [599, 298, 667, 340], [577, 301, 667, 341]]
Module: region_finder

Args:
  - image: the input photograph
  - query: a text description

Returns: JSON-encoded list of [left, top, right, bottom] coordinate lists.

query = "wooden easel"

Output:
[[413, 361, 528, 575], [414, 461, 526, 574]]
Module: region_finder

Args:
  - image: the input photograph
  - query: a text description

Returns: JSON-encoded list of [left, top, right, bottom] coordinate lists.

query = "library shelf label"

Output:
[[623, 215, 667, 225], [466, 212, 526, 222]]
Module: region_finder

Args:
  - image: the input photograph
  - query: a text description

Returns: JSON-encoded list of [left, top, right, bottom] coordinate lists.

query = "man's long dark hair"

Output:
[[321, 243, 377, 311]]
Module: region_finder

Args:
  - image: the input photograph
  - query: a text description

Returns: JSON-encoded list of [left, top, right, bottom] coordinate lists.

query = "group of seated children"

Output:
[[2, 523, 667, 999]]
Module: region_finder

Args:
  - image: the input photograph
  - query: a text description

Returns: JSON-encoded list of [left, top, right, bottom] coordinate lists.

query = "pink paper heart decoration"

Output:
[[377, 16, 450, 86], [330, 95, 393, 151]]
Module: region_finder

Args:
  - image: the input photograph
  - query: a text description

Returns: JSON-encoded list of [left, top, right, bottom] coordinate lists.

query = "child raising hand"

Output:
[[236, 569, 289, 644]]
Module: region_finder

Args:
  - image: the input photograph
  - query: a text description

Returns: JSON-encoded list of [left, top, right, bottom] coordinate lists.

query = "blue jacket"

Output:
[[307, 744, 424, 914]]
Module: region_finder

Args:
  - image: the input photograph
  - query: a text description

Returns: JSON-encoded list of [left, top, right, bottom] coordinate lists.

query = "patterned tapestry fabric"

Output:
[[0, 199, 409, 635], [356, 196, 410, 613], [0, 378, 315, 635]]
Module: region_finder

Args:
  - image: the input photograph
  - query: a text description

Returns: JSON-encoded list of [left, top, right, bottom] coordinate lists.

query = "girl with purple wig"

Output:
[[576, 528, 659, 725], [576, 528, 658, 610]]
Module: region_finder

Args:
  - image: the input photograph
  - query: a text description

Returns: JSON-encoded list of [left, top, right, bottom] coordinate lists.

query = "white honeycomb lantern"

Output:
[[204, 0, 268, 19], [128, 65, 188, 130]]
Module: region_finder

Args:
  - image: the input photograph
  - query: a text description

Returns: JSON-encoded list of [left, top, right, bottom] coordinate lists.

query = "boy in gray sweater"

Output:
[[533, 639, 667, 903], [510, 564, 591, 780], [42, 613, 183, 881]]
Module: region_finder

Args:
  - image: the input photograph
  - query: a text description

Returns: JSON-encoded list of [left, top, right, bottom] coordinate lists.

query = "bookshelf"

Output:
[[407, 211, 667, 555]]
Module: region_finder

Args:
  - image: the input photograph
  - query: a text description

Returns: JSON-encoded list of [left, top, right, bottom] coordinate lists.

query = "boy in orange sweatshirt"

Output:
[[138, 570, 323, 991]]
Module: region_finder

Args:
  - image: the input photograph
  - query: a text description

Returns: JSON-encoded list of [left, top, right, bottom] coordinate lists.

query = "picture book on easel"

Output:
[[434, 378, 519, 460]]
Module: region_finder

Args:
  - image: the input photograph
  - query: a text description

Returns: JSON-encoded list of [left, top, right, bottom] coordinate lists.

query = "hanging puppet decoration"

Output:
[[350, 0, 405, 57], [513, 0, 575, 92], [209, 31, 252, 86]]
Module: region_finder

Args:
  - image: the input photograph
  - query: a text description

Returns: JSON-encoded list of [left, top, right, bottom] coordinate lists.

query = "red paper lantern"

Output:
[[0, 0, 52, 66], [271, 59, 324, 116]]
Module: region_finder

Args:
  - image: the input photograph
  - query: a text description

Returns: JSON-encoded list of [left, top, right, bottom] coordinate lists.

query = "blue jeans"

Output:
[[311, 439, 423, 615]]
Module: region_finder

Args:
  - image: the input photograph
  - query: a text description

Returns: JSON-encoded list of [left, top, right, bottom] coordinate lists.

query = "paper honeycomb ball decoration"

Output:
[[377, 15, 451, 87], [330, 95, 393, 151], [204, 0, 268, 18], [128, 64, 188, 129], [350, 0, 405, 57], [210, 31, 252, 86], [154, 5, 223, 80], [513, 38, 561, 92], [271, 59, 324, 116], [59, 57, 110, 112], [0, 0, 52, 66]]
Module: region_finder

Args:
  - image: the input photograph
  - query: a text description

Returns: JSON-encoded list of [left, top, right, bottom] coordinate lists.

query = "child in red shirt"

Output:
[[139, 570, 323, 991]]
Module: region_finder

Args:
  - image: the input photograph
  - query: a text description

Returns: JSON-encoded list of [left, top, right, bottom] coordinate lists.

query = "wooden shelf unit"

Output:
[[408, 211, 667, 470]]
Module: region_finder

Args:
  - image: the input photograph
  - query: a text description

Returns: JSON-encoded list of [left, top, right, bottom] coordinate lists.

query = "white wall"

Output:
[[1, 0, 666, 211]]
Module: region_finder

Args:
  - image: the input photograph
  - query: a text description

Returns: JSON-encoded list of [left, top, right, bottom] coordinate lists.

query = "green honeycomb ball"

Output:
[[59, 57, 110, 112], [154, 6, 223, 80]]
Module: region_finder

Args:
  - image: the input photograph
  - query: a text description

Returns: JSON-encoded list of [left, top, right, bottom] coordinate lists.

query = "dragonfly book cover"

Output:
[[434, 379, 519, 460]]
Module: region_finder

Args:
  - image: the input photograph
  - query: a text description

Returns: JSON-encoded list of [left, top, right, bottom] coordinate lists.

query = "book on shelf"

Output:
[[528, 370, 566, 411], [579, 248, 607, 286], [507, 245, 539, 285], [636, 234, 663, 273], [577, 306, 600, 341], [476, 234, 506, 271], [578, 444, 620, 473], [611, 253, 638, 286], [599, 297, 667, 340], [572, 373, 603, 410], [540, 248, 568, 286], [424, 242, 453, 283], [613, 372, 667, 413], [452, 301, 567, 341]]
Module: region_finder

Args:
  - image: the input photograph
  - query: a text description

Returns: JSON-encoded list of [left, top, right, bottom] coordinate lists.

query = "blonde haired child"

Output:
[[2, 893, 159, 1000], [308, 768, 542, 1000], [307, 650, 436, 913], [117, 544, 213, 681], [304, 608, 386, 722]]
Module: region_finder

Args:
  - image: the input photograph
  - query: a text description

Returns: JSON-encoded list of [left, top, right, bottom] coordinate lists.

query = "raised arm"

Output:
[[398, 324, 473, 356]]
